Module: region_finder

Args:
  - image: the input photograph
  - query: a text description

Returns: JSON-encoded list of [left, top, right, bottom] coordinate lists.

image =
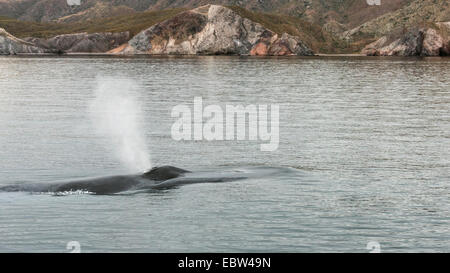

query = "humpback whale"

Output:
[[0, 166, 190, 195], [0, 165, 292, 195]]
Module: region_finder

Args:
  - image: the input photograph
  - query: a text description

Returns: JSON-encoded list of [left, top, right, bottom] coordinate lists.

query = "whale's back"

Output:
[[142, 166, 190, 181]]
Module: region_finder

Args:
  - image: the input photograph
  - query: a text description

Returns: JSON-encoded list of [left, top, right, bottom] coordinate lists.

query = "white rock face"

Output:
[[0, 28, 46, 55], [112, 5, 313, 56]]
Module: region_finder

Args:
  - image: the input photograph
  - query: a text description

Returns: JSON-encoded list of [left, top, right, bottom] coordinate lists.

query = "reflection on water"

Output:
[[0, 56, 449, 252]]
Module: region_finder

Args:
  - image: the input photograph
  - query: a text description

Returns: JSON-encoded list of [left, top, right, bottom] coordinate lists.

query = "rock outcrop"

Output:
[[111, 5, 314, 56], [362, 24, 450, 56], [0, 27, 46, 55], [25, 31, 130, 53]]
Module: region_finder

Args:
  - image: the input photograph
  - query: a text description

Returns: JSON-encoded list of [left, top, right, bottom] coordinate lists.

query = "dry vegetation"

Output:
[[0, 8, 186, 38]]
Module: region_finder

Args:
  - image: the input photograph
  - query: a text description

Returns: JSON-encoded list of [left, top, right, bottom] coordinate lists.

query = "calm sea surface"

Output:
[[0, 56, 449, 252]]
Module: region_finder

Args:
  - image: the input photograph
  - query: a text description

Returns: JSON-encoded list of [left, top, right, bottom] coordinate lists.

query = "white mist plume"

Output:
[[89, 78, 151, 173]]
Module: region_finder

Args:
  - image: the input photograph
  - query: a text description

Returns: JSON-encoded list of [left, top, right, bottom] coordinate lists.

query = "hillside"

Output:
[[55, 2, 136, 23], [0, 5, 343, 53], [0, 0, 415, 29], [345, 0, 450, 40], [0, 8, 186, 38]]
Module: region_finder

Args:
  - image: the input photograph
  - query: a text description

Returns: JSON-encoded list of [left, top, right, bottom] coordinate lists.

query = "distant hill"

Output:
[[0, 0, 416, 28]]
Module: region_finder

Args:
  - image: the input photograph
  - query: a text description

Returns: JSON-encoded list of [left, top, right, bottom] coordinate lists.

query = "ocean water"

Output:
[[0, 56, 449, 252]]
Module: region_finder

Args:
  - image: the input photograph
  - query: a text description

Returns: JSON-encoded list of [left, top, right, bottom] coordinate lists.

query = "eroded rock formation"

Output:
[[25, 32, 130, 53], [0, 28, 46, 55], [111, 5, 313, 56], [362, 24, 450, 56]]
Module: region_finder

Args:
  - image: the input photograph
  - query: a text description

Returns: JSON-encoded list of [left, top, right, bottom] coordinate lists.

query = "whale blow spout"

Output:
[[142, 166, 190, 181]]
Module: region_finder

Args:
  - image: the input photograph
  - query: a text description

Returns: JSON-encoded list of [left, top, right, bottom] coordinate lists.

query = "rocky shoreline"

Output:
[[25, 32, 130, 54], [361, 24, 450, 56], [0, 28, 47, 54], [1, 5, 450, 57]]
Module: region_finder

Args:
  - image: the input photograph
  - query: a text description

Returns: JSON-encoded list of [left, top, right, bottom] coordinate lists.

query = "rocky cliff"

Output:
[[111, 5, 313, 56], [25, 31, 130, 53], [0, 27, 45, 54], [362, 23, 450, 56]]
